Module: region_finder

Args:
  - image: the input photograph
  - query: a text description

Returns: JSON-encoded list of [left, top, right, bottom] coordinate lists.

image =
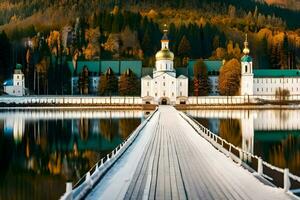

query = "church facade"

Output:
[[3, 64, 27, 96], [141, 29, 188, 105]]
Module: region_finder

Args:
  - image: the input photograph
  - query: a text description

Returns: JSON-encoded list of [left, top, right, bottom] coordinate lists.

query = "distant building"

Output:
[[141, 27, 188, 105], [3, 64, 27, 96], [67, 60, 143, 95], [67, 34, 300, 100], [240, 35, 300, 96]]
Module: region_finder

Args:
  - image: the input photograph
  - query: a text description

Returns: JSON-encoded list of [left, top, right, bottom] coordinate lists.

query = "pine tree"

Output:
[[178, 35, 191, 57], [141, 29, 152, 57]]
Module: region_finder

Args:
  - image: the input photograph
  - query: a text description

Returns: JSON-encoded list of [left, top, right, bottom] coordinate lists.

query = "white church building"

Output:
[[3, 64, 27, 96], [141, 27, 188, 105]]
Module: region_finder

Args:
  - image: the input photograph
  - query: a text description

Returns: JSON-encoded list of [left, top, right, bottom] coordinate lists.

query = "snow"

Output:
[[85, 109, 160, 200], [86, 106, 294, 200]]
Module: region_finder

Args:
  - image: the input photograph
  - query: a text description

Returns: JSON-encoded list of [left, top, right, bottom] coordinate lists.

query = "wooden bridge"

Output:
[[61, 106, 300, 200]]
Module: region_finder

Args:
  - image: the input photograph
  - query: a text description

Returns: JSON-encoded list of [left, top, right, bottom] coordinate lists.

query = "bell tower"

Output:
[[241, 34, 254, 96]]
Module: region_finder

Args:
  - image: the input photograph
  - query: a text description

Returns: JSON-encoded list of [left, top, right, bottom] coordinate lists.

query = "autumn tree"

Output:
[[78, 66, 89, 95], [193, 59, 210, 96], [99, 68, 118, 96], [119, 69, 139, 96], [84, 27, 100, 60], [218, 58, 241, 96]]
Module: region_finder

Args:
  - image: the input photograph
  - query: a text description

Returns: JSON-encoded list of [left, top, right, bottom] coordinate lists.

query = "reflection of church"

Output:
[[141, 26, 188, 105]]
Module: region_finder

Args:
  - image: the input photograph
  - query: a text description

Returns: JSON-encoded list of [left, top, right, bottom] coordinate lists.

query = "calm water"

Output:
[[186, 109, 300, 176], [1, 109, 299, 199], [0, 109, 150, 200]]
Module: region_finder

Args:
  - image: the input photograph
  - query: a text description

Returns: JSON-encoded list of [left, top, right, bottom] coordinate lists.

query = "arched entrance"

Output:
[[159, 97, 170, 105]]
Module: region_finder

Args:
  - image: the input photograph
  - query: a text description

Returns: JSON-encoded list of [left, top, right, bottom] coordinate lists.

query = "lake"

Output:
[[0, 108, 299, 199], [0, 109, 150, 200], [186, 109, 300, 177]]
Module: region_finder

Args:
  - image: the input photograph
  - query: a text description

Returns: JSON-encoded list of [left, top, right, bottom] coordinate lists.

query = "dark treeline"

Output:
[[1, 0, 300, 29]]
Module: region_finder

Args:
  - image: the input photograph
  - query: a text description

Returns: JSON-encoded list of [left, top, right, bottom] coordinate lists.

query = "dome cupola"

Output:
[[155, 24, 174, 61]]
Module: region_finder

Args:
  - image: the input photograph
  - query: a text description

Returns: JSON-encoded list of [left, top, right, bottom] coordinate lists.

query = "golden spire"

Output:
[[243, 33, 250, 55], [163, 24, 168, 34]]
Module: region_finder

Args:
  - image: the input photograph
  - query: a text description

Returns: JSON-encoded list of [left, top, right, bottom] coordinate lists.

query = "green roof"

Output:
[[68, 60, 142, 77], [188, 60, 223, 77], [16, 63, 22, 69], [176, 67, 188, 76], [101, 61, 119, 74], [76, 61, 99, 74], [254, 69, 300, 78], [255, 130, 300, 142], [241, 55, 253, 62], [120, 61, 142, 77]]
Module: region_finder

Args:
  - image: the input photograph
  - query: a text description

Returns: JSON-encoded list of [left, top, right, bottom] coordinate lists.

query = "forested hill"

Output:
[[1, 0, 300, 94], [1, 0, 300, 30]]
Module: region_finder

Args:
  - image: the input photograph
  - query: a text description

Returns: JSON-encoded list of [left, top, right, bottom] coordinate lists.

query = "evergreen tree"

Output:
[[0, 31, 11, 81], [178, 35, 191, 57], [141, 29, 152, 57]]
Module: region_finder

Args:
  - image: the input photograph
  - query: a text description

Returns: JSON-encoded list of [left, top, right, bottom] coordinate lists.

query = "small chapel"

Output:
[[141, 25, 188, 105]]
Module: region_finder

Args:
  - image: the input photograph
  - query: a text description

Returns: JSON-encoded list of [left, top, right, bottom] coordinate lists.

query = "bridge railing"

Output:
[[60, 108, 158, 200], [180, 112, 300, 197]]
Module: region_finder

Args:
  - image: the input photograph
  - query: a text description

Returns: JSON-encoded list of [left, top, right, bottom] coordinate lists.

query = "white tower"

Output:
[[240, 34, 254, 96]]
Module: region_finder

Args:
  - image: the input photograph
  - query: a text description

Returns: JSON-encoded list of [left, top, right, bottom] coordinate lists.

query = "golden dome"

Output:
[[155, 49, 174, 61]]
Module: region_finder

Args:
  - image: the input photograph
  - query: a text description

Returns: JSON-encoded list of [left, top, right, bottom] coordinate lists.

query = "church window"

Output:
[[147, 82, 150, 86], [163, 76, 165, 79], [155, 93, 157, 96], [166, 64, 167, 69], [257, 88, 259, 92], [163, 82, 165, 86], [180, 91, 182, 96], [163, 91, 165, 96], [17, 82, 19, 86], [155, 81, 157, 84], [172, 81, 174, 84], [147, 91, 149, 96], [245, 65, 248, 73], [17, 75, 19, 79], [172, 92, 174, 96], [180, 82, 182, 86]]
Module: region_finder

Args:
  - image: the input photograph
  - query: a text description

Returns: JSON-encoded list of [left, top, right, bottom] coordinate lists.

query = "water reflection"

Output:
[[0, 110, 146, 200], [187, 109, 300, 176]]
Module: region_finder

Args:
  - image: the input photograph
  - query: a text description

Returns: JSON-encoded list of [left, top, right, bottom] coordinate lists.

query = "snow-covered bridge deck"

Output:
[[83, 106, 294, 200]]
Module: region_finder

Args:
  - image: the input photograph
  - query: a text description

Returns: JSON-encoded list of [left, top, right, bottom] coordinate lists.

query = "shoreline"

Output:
[[0, 103, 299, 110], [175, 104, 300, 110]]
